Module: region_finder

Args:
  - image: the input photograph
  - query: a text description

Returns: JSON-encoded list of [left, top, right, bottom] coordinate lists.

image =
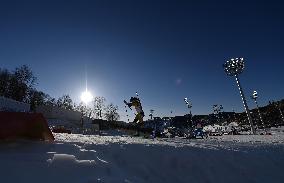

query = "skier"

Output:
[[124, 97, 145, 124]]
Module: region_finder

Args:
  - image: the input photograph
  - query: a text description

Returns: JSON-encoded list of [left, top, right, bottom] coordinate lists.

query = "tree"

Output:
[[13, 65, 37, 102], [93, 96, 106, 119], [76, 102, 88, 115], [76, 102, 94, 118], [0, 65, 55, 110], [29, 90, 48, 111], [57, 94, 74, 110], [0, 68, 11, 97], [44, 95, 57, 107], [0, 65, 37, 102], [8, 74, 28, 102], [14, 65, 36, 89], [104, 103, 120, 121]]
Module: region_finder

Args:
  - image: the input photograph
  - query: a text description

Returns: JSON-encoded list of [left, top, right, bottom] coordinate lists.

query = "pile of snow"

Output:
[[204, 124, 226, 133], [1, 131, 284, 183]]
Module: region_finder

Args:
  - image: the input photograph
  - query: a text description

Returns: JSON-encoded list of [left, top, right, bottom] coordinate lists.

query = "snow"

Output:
[[1, 129, 284, 183]]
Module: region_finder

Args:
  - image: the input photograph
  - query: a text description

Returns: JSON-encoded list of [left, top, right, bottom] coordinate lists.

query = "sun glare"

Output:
[[81, 90, 93, 104]]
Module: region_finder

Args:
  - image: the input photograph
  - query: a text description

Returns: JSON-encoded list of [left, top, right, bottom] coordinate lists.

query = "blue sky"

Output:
[[0, 0, 284, 121]]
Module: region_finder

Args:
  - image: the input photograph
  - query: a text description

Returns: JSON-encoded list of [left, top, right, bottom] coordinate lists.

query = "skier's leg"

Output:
[[133, 114, 140, 136], [133, 114, 139, 123], [138, 114, 143, 123], [138, 111, 144, 123]]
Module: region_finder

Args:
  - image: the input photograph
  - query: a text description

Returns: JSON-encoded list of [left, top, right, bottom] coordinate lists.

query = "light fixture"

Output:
[[223, 57, 256, 134]]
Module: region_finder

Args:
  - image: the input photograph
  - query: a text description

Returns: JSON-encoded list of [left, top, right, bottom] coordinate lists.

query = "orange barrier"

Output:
[[0, 112, 54, 141]]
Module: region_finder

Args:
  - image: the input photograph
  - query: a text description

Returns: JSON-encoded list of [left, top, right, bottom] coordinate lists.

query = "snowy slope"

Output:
[[1, 131, 284, 183]]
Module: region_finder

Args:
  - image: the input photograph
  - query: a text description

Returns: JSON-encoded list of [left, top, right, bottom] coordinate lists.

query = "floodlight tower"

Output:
[[223, 58, 256, 134], [251, 91, 265, 128], [149, 109, 154, 120], [184, 98, 193, 127], [184, 98, 193, 116]]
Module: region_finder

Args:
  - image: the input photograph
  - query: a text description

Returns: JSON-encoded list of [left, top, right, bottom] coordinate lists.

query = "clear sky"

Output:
[[0, 0, 284, 121]]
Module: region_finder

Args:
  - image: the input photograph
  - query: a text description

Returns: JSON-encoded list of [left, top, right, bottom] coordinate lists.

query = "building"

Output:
[[36, 105, 93, 133]]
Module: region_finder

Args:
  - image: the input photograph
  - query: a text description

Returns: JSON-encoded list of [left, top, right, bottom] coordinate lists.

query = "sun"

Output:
[[81, 90, 93, 104]]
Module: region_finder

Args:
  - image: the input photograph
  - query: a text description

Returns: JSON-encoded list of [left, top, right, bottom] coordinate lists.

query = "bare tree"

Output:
[[76, 102, 94, 118], [104, 103, 120, 121], [93, 96, 106, 119]]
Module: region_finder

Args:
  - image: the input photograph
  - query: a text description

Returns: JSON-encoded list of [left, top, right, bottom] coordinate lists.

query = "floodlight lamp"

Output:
[[252, 91, 258, 99], [223, 57, 246, 76]]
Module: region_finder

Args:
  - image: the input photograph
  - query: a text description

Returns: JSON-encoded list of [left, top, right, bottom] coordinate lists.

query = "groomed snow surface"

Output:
[[1, 127, 284, 183]]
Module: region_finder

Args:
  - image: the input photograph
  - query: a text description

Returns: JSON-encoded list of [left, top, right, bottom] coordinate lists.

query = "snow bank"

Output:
[[47, 154, 96, 166]]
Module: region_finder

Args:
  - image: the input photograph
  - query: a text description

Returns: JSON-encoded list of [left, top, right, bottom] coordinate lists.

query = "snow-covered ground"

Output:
[[1, 128, 284, 183]]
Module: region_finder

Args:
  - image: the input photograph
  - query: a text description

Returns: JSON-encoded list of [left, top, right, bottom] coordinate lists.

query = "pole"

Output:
[[235, 74, 256, 134], [254, 99, 265, 128], [189, 109, 193, 128]]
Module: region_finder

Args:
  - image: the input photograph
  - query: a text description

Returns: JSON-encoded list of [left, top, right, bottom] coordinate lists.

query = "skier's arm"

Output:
[[124, 100, 132, 108], [125, 101, 132, 107], [127, 102, 132, 108]]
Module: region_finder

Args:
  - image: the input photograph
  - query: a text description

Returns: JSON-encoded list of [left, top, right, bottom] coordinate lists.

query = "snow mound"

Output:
[[47, 154, 96, 166]]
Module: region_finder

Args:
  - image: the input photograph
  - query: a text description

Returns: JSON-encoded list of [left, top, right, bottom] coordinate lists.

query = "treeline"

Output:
[[250, 100, 284, 127], [193, 99, 284, 128], [0, 65, 119, 121], [228, 99, 284, 128], [0, 65, 46, 110]]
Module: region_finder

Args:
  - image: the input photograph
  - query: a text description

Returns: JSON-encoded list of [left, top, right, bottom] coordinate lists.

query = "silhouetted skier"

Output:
[[124, 97, 145, 136]]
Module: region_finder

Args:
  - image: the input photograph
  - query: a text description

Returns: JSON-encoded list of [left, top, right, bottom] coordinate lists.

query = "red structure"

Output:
[[0, 112, 54, 141]]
